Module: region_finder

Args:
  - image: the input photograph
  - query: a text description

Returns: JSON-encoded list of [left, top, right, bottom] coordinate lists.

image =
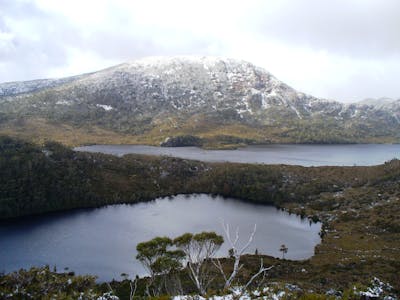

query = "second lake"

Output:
[[0, 194, 321, 281]]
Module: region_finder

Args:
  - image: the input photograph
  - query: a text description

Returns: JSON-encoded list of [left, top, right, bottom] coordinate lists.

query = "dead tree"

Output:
[[214, 221, 273, 293]]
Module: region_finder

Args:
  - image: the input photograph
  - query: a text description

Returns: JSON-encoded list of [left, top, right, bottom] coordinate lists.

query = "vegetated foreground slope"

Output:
[[1, 136, 399, 295], [1, 56, 400, 147]]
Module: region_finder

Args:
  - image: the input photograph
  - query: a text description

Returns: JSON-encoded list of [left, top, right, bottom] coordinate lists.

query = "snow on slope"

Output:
[[1, 56, 399, 129]]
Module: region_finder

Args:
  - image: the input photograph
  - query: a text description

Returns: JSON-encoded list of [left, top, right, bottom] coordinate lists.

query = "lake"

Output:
[[0, 194, 320, 281], [75, 144, 400, 166]]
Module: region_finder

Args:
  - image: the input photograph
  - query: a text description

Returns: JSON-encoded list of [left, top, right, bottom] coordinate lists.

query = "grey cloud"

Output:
[[0, 0, 222, 81], [299, 59, 400, 102], [0, 1, 74, 81], [252, 0, 400, 58], [82, 29, 215, 61], [0, 0, 399, 101]]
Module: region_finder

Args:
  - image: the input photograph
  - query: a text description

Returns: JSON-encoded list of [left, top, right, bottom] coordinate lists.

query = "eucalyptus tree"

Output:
[[174, 231, 224, 295], [279, 244, 288, 259], [151, 249, 185, 295], [136, 236, 184, 296]]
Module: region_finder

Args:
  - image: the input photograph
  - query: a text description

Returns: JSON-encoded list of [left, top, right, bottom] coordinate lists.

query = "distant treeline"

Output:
[[1, 135, 399, 219]]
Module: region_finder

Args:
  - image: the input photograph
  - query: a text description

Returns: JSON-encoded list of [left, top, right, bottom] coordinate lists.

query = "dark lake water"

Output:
[[75, 144, 400, 166], [0, 194, 320, 281]]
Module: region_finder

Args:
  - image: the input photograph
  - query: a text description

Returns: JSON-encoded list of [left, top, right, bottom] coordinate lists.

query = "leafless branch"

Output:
[[129, 278, 137, 300], [106, 282, 114, 293], [243, 259, 273, 291], [211, 258, 228, 283], [220, 221, 258, 290]]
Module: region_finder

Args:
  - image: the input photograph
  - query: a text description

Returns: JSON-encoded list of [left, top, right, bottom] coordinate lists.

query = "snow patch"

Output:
[[172, 286, 288, 300], [290, 104, 302, 119], [56, 100, 72, 106], [261, 93, 269, 109], [356, 277, 395, 299], [96, 104, 113, 111], [266, 90, 278, 98], [350, 109, 358, 118]]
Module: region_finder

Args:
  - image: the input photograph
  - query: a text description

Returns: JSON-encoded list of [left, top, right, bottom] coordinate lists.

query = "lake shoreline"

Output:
[[0, 194, 321, 281]]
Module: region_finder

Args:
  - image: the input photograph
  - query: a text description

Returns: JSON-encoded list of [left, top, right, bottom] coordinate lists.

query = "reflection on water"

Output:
[[0, 194, 320, 281]]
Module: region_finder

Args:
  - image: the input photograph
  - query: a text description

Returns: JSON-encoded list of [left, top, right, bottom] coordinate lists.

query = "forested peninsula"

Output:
[[1, 135, 399, 220]]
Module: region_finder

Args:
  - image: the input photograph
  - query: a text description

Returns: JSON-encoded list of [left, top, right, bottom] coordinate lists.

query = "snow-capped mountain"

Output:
[[0, 75, 85, 98], [1, 56, 399, 145]]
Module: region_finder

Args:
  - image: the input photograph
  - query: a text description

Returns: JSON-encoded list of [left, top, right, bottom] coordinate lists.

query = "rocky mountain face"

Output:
[[1, 56, 399, 146]]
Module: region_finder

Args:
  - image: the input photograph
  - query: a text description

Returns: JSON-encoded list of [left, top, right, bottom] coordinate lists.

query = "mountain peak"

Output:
[[124, 55, 254, 67], [108, 55, 273, 81], [74, 55, 313, 118], [1, 56, 399, 146]]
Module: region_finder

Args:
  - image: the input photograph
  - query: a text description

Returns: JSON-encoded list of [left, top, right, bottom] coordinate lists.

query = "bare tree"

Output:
[[242, 259, 273, 292], [129, 276, 138, 300], [214, 222, 273, 293]]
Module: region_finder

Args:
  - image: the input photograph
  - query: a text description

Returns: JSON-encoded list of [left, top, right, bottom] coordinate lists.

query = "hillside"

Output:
[[1, 136, 399, 297], [1, 56, 400, 147]]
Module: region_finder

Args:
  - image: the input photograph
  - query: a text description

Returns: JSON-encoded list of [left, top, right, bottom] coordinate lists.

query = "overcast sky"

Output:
[[1, 0, 399, 102]]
